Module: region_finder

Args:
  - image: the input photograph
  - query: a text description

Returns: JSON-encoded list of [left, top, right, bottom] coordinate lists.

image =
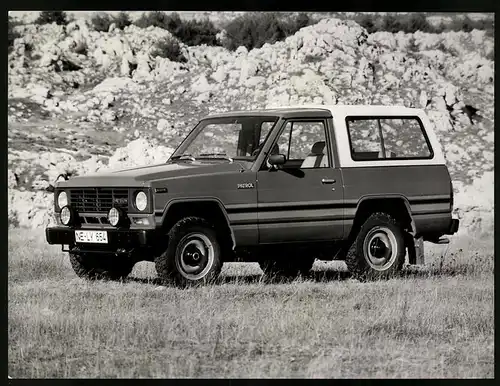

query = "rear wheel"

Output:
[[345, 212, 406, 281], [69, 252, 135, 281], [155, 217, 223, 287]]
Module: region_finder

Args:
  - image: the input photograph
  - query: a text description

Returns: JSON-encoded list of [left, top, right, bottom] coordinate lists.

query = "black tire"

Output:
[[345, 212, 406, 281], [258, 249, 315, 281], [69, 252, 135, 281], [155, 217, 223, 287]]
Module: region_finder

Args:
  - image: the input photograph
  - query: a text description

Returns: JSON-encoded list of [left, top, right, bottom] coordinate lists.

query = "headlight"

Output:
[[60, 206, 72, 226], [57, 191, 68, 208], [135, 191, 148, 211], [108, 207, 120, 227]]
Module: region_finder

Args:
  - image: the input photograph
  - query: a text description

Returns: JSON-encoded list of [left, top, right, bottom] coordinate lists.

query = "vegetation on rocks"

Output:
[[357, 13, 495, 35], [90, 13, 113, 32], [8, 17, 20, 52], [113, 12, 132, 30], [35, 11, 68, 26], [150, 37, 187, 63], [135, 11, 220, 46], [223, 12, 313, 51], [91, 12, 132, 32]]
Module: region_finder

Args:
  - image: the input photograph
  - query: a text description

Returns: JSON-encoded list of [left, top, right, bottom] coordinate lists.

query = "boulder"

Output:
[[157, 118, 172, 132]]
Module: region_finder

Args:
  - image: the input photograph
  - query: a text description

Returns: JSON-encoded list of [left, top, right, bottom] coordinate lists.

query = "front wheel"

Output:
[[155, 217, 223, 287], [345, 212, 406, 281]]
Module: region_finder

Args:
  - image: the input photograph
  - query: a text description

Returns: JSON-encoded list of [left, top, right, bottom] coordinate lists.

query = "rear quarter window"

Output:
[[346, 116, 434, 161]]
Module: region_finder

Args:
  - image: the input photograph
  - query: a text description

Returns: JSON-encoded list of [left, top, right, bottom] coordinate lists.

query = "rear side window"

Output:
[[346, 116, 433, 161]]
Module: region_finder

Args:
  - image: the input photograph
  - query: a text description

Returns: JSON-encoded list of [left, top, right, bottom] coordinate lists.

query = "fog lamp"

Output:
[[60, 206, 72, 226], [108, 207, 121, 227]]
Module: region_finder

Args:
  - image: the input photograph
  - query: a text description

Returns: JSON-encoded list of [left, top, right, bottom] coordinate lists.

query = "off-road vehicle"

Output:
[[46, 105, 459, 285]]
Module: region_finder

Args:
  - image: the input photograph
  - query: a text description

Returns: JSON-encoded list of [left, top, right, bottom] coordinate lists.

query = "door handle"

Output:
[[321, 178, 336, 184]]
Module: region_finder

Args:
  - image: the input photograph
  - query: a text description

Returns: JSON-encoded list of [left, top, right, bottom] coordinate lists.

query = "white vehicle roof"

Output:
[[280, 104, 446, 168], [283, 104, 426, 117]]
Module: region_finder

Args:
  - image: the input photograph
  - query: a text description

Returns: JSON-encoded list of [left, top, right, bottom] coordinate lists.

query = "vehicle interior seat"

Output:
[[301, 141, 328, 168]]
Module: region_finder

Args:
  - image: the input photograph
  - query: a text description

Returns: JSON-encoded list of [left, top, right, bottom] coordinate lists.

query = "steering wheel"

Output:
[[251, 144, 263, 157]]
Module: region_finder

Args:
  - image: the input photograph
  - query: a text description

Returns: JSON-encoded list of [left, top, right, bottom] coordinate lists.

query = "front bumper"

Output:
[[46, 226, 159, 251]]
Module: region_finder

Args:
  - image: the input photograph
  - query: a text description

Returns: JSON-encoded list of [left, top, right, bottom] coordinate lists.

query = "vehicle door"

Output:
[[256, 118, 344, 243]]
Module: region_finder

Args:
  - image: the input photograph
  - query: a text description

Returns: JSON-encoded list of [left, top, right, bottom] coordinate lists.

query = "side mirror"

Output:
[[268, 154, 286, 168]]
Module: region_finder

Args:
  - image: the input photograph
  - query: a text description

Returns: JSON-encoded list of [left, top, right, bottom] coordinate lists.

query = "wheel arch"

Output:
[[347, 194, 416, 243], [158, 197, 236, 251]]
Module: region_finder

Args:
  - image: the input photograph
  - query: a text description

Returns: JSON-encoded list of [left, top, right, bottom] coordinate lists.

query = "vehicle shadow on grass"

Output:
[[124, 263, 485, 287], [124, 270, 352, 286]]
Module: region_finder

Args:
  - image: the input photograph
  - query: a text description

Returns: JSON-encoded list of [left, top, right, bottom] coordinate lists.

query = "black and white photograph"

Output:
[[7, 8, 494, 378]]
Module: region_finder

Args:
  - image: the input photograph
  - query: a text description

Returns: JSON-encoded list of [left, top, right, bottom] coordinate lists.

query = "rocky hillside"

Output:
[[8, 16, 494, 239]]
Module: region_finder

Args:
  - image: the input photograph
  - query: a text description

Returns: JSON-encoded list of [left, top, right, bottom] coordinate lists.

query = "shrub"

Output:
[[134, 11, 171, 29], [448, 15, 494, 34], [134, 11, 219, 46], [8, 17, 20, 52], [134, 11, 184, 32], [150, 37, 187, 63], [304, 54, 323, 63], [223, 12, 313, 51], [91, 13, 112, 32], [406, 13, 437, 33], [407, 36, 419, 52], [113, 12, 131, 30], [356, 13, 494, 35], [35, 11, 68, 26], [173, 18, 220, 46], [358, 14, 378, 34], [381, 14, 406, 33]]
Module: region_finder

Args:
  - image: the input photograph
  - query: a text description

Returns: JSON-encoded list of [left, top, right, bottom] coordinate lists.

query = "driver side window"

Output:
[[275, 120, 330, 169]]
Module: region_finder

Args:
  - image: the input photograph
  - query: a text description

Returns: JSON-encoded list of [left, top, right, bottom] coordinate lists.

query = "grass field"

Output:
[[8, 228, 494, 378]]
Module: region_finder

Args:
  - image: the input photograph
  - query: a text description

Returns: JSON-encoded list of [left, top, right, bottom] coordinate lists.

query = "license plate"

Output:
[[75, 230, 108, 244]]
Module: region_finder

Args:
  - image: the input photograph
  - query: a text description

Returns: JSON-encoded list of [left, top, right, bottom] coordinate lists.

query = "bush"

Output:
[[8, 17, 20, 52], [150, 37, 187, 63], [91, 12, 132, 32], [35, 11, 68, 26], [134, 11, 219, 46], [223, 12, 313, 51], [134, 11, 170, 29], [406, 13, 438, 33], [113, 12, 131, 30], [381, 14, 405, 33], [358, 14, 378, 34], [356, 13, 494, 35], [448, 15, 494, 34], [173, 18, 220, 46], [91, 13, 112, 32]]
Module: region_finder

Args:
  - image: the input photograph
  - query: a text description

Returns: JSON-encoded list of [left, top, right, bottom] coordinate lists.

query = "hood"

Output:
[[57, 160, 251, 188]]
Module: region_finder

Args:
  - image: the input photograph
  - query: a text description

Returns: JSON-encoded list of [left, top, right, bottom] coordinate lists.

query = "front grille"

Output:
[[69, 188, 128, 213]]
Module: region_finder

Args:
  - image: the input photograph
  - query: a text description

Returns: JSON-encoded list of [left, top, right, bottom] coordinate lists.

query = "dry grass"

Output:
[[8, 229, 494, 378]]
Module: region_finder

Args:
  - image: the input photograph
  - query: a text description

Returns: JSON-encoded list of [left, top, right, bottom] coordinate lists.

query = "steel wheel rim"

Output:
[[176, 232, 214, 280], [363, 226, 398, 271]]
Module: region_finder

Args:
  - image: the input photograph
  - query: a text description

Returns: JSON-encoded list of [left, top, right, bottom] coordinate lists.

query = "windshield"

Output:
[[170, 116, 279, 162]]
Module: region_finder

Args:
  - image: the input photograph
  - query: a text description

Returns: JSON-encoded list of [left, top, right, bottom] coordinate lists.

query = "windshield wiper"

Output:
[[170, 153, 196, 162], [198, 153, 233, 162]]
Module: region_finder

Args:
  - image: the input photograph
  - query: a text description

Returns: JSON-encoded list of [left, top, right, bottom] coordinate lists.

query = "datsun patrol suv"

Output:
[[46, 105, 459, 285]]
